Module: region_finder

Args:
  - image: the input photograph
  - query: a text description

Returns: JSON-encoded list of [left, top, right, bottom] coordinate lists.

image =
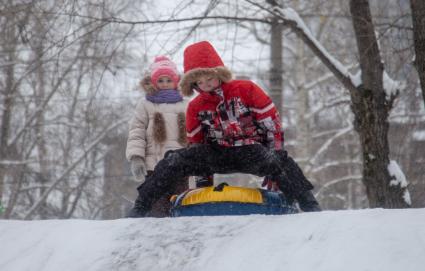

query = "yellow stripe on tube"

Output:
[[181, 186, 263, 206]]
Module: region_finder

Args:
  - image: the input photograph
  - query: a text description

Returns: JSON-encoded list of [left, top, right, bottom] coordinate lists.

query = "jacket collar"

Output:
[[197, 87, 224, 104]]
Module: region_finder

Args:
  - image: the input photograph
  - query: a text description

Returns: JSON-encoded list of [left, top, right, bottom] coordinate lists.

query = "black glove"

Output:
[[261, 175, 280, 191]]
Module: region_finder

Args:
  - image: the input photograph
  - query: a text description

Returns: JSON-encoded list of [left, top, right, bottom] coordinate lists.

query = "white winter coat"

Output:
[[126, 98, 188, 171], [126, 74, 188, 170]]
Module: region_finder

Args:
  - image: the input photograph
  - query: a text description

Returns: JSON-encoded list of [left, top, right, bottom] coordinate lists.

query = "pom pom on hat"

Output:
[[149, 56, 180, 88]]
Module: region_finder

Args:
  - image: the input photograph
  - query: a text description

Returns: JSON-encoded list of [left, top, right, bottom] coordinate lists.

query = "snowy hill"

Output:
[[1, 209, 425, 271]]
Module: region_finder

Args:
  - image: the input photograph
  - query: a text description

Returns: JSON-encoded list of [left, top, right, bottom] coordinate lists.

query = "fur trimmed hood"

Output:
[[179, 41, 233, 96], [179, 66, 232, 96], [139, 75, 157, 95]]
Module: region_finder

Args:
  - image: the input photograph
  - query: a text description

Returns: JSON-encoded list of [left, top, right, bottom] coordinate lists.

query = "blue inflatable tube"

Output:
[[170, 183, 298, 217]]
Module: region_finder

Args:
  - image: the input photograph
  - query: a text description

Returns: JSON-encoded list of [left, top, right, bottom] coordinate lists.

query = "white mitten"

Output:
[[130, 156, 147, 183]]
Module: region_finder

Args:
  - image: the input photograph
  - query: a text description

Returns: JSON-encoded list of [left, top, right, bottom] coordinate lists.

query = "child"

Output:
[[131, 41, 321, 217], [126, 56, 188, 217]]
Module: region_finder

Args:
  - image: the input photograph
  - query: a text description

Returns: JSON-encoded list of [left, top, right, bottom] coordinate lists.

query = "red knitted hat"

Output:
[[183, 41, 224, 73], [179, 41, 232, 96], [150, 56, 180, 89]]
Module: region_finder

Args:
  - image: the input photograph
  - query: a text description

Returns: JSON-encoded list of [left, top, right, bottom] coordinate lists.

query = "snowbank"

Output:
[[1, 208, 424, 271]]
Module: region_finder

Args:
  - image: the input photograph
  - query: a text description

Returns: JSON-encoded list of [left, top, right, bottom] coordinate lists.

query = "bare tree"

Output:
[[0, 0, 32, 208], [0, 0, 138, 219], [243, 0, 410, 208], [349, 0, 409, 208]]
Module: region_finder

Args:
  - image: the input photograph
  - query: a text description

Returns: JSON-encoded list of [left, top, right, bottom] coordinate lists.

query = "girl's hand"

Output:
[[130, 156, 147, 183]]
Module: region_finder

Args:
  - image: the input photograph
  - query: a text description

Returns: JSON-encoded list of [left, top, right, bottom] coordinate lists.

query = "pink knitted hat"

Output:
[[149, 56, 180, 88]]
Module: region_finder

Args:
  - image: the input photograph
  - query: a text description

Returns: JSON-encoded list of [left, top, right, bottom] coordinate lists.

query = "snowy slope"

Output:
[[1, 209, 425, 271]]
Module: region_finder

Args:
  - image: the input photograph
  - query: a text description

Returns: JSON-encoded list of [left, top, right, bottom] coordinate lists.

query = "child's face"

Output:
[[195, 75, 220, 92], [156, 76, 175, 90]]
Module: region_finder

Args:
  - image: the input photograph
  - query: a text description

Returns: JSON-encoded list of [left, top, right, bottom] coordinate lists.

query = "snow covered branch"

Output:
[[40, 11, 271, 25], [315, 175, 363, 197], [0, 160, 35, 166], [311, 160, 362, 174], [244, 0, 359, 93], [305, 97, 352, 120], [309, 125, 354, 166], [387, 160, 411, 206]]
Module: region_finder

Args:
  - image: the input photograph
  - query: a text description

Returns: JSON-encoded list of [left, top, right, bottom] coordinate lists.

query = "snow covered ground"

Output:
[[1, 208, 425, 271]]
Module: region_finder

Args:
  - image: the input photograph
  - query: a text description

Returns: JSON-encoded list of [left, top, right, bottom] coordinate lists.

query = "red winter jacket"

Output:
[[186, 80, 283, 150]]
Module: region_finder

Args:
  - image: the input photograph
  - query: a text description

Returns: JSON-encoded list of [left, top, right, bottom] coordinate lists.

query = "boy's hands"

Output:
[[130, 156, 147, 183], [262, 175, 280, 191]]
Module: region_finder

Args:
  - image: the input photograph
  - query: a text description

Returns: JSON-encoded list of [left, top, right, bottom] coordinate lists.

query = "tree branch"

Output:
[[244, 0, 358, 93], [23, 118, 128, 219]]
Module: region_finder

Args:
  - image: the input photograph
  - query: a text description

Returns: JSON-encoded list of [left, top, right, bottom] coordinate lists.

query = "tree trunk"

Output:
[[0, 65, 14, 204], [349, 0, 409, 208], [295, 40, 311, 170], [34, 17, 49, 219], [410, 0, 425, 107], [0, 12, 18, 204], [268, 0, 283, 115]]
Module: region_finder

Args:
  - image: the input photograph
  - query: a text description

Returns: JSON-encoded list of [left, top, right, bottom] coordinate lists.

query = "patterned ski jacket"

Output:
[[186, 80, 283, 150]]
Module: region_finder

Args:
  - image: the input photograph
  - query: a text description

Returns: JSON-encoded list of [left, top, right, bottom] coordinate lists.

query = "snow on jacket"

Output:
[[186, 80, 283, 150], [126, 77, 188, 171]]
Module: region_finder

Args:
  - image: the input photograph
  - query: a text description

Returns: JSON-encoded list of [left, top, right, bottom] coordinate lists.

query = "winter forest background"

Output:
[[0, 0, 424, 220]]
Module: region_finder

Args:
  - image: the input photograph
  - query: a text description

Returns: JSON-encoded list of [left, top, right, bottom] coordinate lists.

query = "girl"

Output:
[[126, 56, 188, 217]]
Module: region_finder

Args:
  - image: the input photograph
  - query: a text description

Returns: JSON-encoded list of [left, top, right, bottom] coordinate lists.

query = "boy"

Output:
[[131, 41, 320, 217]]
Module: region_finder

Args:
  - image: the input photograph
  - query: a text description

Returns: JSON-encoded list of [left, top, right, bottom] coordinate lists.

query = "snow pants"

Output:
[[136, 144, 314, 214]]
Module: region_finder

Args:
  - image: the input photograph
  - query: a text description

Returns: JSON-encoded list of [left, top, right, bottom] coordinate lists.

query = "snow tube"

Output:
[[170, 183, 298, 217]]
